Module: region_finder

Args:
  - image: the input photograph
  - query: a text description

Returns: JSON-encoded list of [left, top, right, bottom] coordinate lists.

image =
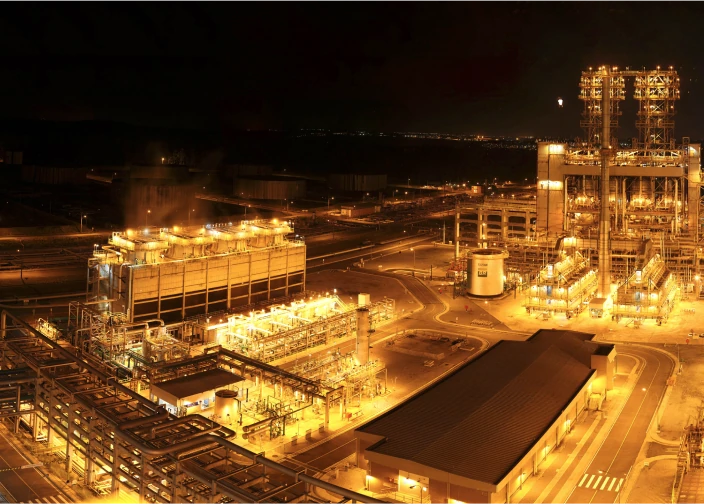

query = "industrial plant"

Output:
[[453, 66, 700, 326], [0, 64, 699, 504]]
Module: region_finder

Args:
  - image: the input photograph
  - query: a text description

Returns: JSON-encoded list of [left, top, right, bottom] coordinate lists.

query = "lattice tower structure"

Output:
[[579, 66, 625, 148], [634, 66, 680, 151], [578, 66, 680, 154]]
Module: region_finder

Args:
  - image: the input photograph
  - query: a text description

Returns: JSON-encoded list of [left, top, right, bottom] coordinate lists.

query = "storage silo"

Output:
[[215, 389, 239, 420], [466, 248, 509, 297]]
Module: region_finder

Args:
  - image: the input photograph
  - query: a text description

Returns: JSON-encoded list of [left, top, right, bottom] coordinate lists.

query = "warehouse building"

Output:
[[355, 329, 615, 503]]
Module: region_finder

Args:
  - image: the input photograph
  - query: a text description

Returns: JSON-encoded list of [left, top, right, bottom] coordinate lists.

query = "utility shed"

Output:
[[150, 368, 243, 416], [355, 329, 615, 503]]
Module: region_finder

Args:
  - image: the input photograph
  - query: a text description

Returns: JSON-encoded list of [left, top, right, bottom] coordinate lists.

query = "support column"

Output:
[[0, 311, 5, 340], [454, 211, 460, 259], [65, 408, 74, 482], [226, 256, 232, 310], [598, 67, 612, 298], [204, 259, 210, 313]]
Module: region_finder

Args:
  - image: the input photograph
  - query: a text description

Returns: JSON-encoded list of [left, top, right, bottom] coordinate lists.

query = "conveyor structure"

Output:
[[0, 310, 384, 504]]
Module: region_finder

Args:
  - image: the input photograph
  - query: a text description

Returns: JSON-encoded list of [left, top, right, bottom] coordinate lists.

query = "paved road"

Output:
[[0, 425, 70, 503], [554, 346, 673, 504]]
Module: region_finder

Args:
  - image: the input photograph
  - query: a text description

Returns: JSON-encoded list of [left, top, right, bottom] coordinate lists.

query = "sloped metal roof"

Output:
[[359, 329, 602, 485]]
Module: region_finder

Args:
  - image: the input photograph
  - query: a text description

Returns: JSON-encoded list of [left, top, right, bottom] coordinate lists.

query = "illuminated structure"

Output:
[[612, 245, 676, 324], [524, 246, 597, 317], [196, 293, 395, 364], [538, 66, 699, 288], [87, 220, 306, 323], [0, 311, 383, 503], [454, 66, 704, 314]]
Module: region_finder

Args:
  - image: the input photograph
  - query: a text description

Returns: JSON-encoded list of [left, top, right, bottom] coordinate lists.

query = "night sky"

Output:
[[2, 2, 704, 138]]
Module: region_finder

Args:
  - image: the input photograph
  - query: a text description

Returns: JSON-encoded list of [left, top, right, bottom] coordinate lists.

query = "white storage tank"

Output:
[[215, 389, 239, 420], [467, 248, 509, 297]]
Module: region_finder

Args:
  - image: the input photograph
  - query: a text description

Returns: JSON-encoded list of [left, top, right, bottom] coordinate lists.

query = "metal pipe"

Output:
[[0, 408, 35, 419], [598, 66, 612, 297], [118, 407, 169, 431], [2, 310, 162, 415]]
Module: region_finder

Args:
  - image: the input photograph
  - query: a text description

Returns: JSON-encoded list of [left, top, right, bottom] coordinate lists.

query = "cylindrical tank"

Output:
[[466, 248, 509, 297], [356, 307, 370, 365], [215, 389, 239, 420]]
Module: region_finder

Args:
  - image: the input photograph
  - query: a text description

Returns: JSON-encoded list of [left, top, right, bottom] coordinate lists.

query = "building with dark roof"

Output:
[[355, 329, 615, 503]]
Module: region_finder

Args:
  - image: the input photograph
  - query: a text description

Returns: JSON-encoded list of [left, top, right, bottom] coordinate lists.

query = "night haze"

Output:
[[0, 2, 702, 137]]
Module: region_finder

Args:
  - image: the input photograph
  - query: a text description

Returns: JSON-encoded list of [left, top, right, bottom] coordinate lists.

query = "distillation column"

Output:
[[598, 67, 612, 297], [454, 208, 460, 259], [356, 307, 370, 365]]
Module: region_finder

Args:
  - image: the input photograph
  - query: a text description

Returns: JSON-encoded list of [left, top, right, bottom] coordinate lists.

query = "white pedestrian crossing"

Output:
[[26, 495, 64, 503], [577, 473, 625, 492]]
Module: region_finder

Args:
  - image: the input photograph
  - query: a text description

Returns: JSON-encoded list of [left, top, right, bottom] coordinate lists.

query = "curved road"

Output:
[[528, 345, 674, 504]]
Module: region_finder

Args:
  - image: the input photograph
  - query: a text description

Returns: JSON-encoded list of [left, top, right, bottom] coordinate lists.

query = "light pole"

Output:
[[410, 247, 416, 277], [410, 484, 425, 503], [146, 209, 151, 227], [328, 196, 334, 210], [80, 214, 87, 233], [189, 208, 195, 227]]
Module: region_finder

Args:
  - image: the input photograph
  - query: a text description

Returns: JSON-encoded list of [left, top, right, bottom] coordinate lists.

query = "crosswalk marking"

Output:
[[577, 473, 625, 492], [26, 495, 64, 503]]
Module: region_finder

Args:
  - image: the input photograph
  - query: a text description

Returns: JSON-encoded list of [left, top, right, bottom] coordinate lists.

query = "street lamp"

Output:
[[80, 214, 87, 233], [188, 208, 195, 227], [146, 209, 151, 227], [409, 484, 425, 503], [410, 247, 416, 277], [328, 196, 334, 210]]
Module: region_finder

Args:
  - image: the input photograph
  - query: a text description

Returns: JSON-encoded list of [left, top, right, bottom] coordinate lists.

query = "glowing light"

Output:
[[548, 144, 565, 155]]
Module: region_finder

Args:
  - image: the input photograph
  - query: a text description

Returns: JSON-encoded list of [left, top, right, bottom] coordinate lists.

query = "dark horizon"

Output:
[[1, 2, 704, 138]]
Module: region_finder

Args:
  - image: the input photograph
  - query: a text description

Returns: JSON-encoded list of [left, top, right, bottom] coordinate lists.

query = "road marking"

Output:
[[578, 474, 624, 492], [57, 494, 71, 504]]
